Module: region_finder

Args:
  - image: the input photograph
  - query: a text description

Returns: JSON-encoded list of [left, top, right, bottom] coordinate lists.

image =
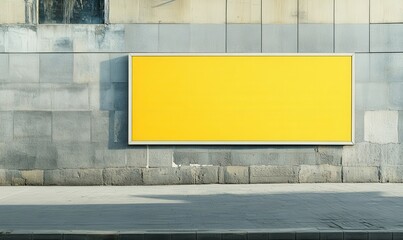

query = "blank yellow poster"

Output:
[[129, 54, 353, 144]]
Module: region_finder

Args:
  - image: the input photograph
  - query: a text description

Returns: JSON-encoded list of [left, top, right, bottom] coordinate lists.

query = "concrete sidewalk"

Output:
[[0, 184, 403, 240]]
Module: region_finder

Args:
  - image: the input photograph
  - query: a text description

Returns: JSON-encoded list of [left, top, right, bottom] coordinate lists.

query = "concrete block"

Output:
[[400, 111, 403, 143], [73, 25, 125, 52], [97, 83, 127, 111], [0, 0, 25, 24], [52, 111, 91, 142], [364, 111, 398, 144], [316, 146, 343, 166], [73, 54, 110, 83], [227, 0, 261, 23], [103, 168, 142, 185], [298, 24, 333, 53], [231, 147, 318, 166], [190, 24, 226, 52], [142, 167, 193, 185], [370, 24, 403, 52], [223, 166, 249, 184], [5, 170, 26, 186], [299, 0, 333, 23], [342, 166, 379, 183], [173, 151, 210, 166], [56, 143, 95, 169], [0, 88, 14, 110], [91, 111, 109, 143], [299, 165, 342, 183], [250, 165, 299, 183], [370, 0, 403, 23], [37, 25, 74, 52], [192, 166, 219, 184], [262, 0, 297, 24], [342, 143, 383, 166], [14, 111, 51, 141], [110, 0, 225, 24], [0, 142, 57, 170], [149, 146, 173, 168], [369, 53, 403, 82], [355, 53, 370, 82], [40, 54, 73, 83], [262, 24, 297, 53], [343, 143, 403, 166], [218, 166, 225, 183], [113, 110, 128, 143], [20, 170, 44, 185], [190, 0, 226, 24], [335, 0, 369, 24], [335, 24, 369, 53], [125, 24, 159, 52], [0, 111, 13, 142], [355, 82, 388, 110], [110, 54, 128, 82], [381, 166, 403, 183], [208, 151, 232, 166], [355, 110, 365, 143], [5, 26, 37, 52], [227, 24, 261, 53], [44, 169, 103, 185], [126, 147, 147, 167], [158, 24, 190, 52], [390, 82, 403, 110], [9, 54, 39, 83], [94, 149, 126, 168], [10, 84, 52, 111], [0, 54, 9, 81], [0, 169, 6, 185], [0, 27, 5, 52], [230, 151, 268, 166], [110, 0, 190, 24], [52, 85, 89, 110], [33, 143, 58, 170]]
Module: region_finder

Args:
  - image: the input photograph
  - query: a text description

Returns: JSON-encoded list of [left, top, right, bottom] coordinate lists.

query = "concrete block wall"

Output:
[[0, 0, 402, 185]]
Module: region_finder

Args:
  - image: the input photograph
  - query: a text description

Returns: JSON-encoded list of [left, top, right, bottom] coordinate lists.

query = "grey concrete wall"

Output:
[[0, 0, 402, 185]]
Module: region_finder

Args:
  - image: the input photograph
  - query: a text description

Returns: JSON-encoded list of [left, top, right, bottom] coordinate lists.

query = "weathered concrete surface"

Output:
[[0, 184, 403, 234]]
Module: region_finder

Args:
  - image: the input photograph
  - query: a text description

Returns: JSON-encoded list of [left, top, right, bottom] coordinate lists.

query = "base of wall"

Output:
[[0, 165, 395, 185]]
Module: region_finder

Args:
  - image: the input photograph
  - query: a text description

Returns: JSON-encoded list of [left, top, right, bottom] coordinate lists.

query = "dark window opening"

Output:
[[39, 0, 105, 24]]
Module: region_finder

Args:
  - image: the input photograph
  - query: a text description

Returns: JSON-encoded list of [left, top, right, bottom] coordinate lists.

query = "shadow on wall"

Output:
[[100, 55, 129, 150], [0, 191, 402, 231]]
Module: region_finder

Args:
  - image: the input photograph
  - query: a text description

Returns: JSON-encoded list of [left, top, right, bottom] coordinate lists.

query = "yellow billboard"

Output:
[[129, 54, 353, 145]]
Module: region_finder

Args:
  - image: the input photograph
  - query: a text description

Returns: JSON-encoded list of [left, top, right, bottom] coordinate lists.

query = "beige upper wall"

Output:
[[335, 0, 369, 24], [109, 0, 226, 24], [227, 0, 261, 23], [371, 0, 403, 23], [0, 0, 25, 24], [262, 0, 297, 24], [299, 0, 333, 24], [1, 0, 399, 25]]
